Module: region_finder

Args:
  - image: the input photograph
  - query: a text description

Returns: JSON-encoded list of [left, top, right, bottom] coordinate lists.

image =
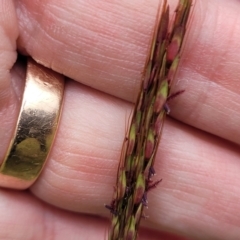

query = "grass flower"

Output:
[[106, 1, 193, 239]]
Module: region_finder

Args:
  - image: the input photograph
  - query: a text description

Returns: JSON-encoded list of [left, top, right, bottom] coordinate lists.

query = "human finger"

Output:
[[15, 0, 240, 144], [28, 79, 240, 239], [0, 189, 187, 240]]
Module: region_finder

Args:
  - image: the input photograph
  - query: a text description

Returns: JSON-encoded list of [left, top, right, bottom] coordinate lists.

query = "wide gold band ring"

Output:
[[0, 58, 64, 189]]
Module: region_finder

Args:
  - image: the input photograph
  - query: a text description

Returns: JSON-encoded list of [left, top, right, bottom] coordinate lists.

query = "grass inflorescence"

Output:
[[106, 0, 193, 239]]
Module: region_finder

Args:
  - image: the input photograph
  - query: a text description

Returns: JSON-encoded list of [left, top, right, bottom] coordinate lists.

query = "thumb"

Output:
[[0, 0, 19, 162]]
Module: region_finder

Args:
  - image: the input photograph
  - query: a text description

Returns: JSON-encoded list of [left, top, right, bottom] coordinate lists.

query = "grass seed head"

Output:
[[107, 1, 193, 239]]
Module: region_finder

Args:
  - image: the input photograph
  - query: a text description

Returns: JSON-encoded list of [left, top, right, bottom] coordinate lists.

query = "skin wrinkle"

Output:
[[69, 50, 142, 86], [40, 168, 79, 196], [51, 151, 115, 178], [15, 0, 157, 101], [77, 0, 157, 36], [153, 196, 229, 239], [48, 4, 152, 44], [16, 2, 39, 54], [33, 4, 145, 49], [0, 190, 110, 240], [170, 68, 240, 143], [0, 7, 16, 41], [184, 1, 240, 95], [57, 150, 119, 163], [164, 186, 211, 210], [49, 151, 112, 184], [41, 179, 102, 214], [49, 33, 142, 98]]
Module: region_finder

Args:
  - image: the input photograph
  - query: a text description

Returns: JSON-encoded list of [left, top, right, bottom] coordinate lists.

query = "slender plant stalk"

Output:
[[106, 1, 192, 239]]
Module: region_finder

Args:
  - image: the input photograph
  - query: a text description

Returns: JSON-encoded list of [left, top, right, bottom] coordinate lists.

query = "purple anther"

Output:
[[141, 192, 148, 207], [164, 103, 170, 114], [149, 166, 156, 177]]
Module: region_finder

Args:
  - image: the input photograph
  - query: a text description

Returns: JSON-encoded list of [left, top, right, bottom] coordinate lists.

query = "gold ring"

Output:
[[0, 58, 64, 189]]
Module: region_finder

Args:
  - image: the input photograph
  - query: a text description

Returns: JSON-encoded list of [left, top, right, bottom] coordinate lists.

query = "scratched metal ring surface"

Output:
[[0, 58, 64, 189]]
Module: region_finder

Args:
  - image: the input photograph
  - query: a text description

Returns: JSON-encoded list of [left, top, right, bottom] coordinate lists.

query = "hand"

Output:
[[1, 0, 240, 239]]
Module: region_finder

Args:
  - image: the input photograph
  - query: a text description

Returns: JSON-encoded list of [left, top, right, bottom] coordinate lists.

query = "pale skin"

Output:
[[1, 0, 240, 239]]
